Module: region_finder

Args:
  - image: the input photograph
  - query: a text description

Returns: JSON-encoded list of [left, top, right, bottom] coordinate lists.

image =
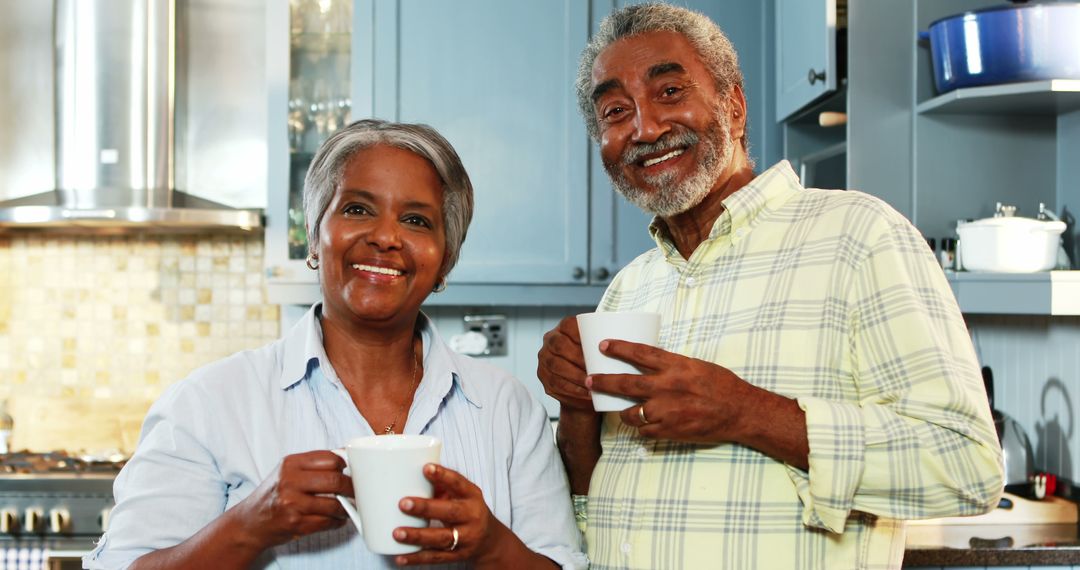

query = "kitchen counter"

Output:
[[904, 523, 1080, 567]]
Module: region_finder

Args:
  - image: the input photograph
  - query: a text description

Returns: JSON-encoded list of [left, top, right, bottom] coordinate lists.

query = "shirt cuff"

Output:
[[786, 396, 866, 533], [571, 494, 588, 533]]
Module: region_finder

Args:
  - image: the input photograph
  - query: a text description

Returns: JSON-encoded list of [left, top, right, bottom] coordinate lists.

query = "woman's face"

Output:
[[317, 144, 447, 330]]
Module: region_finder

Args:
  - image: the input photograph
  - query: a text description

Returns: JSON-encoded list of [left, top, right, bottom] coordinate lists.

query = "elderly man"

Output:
[[537, 4, 1004, 569]]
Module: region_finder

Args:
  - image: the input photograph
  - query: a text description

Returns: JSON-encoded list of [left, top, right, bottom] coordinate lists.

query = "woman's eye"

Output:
[[403, 215, 432, 228], [343, 204, 370, 216]]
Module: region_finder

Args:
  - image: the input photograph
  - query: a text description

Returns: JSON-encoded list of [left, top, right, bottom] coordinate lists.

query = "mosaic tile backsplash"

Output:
[[0, 233, 280, 451]]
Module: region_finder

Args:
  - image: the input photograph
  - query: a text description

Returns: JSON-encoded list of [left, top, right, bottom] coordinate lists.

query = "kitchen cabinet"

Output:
[[779, 0, 1080, 316], [775, 0, 844, 121], [265, 0, 777, 306], [264, 0, 653, 306]]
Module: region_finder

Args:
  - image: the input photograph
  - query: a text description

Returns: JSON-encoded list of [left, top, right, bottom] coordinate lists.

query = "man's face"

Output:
[[590, 31, 737, 217]]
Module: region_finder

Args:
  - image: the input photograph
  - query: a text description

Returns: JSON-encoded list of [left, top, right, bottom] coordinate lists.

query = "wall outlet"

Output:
[[463, 314, 508, 357]]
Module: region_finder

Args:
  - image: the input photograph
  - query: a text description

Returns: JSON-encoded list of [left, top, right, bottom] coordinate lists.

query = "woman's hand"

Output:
[[229, 450, 354, 552], [391, 464, 520, 568]]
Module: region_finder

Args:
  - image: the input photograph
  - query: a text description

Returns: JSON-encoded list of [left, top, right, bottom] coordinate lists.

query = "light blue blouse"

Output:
[[85, 304, 586, 569]]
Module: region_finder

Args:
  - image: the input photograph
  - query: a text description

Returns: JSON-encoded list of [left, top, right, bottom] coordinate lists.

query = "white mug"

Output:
[[333, 434, 442, 555], [576, 311, 661, 412]]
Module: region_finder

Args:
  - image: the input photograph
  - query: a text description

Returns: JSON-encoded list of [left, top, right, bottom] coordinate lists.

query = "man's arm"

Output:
[[585, 341, 808, 470], [537, 316, 605, 494]]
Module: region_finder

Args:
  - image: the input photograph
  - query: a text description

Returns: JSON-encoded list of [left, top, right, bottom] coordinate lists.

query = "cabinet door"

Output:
[[776, 0, 837, 121], [370, 0, 591, 285]]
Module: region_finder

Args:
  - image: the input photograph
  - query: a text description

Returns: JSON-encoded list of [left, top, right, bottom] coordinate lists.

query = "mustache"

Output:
[[620, 130, 699, 166]]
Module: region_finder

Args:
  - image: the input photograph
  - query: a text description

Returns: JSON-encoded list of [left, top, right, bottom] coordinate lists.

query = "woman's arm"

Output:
[[129, 451, 352, 569]]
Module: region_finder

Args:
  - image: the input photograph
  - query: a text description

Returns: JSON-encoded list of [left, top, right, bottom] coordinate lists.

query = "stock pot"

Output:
[[925, 2, 1080, 93], [957, 212, 1066, 273]]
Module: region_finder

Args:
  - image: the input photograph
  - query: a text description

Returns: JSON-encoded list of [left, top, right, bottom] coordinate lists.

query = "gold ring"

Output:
[[449, 526, 459, 551], [638, 405, 649, 425]]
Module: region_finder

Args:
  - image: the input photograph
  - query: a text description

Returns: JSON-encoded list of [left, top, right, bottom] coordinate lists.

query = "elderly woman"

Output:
[[85, 119, 586, 569]]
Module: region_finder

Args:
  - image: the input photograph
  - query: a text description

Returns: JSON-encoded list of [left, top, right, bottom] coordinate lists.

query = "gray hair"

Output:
[[303, 119, 474, 278], [575, 3, 747, 151]]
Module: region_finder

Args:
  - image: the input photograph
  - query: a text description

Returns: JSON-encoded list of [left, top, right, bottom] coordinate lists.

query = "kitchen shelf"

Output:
[[268, 281, 607, 307], [946, 270, 1080, 315], [917, 79, 1080, 116]]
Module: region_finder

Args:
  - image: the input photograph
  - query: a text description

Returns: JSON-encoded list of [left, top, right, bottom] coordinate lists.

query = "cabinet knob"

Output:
[[572, 267, 586, 280], [49, 508, 70, 534], [807, 68, 826, 85], [24, 508, 42, 534], [594, 267, 611, 281], [0, 509, 17, 534], [99, 507, 113, 532]]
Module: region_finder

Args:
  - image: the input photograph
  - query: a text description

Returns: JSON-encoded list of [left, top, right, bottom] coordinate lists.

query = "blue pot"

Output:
[[925, 2, 1080, 93]]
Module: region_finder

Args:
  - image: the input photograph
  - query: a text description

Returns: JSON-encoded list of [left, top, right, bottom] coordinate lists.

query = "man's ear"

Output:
[[726, 84, 748, 141]]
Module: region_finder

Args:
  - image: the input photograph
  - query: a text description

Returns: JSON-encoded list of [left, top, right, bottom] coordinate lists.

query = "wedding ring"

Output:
[[638, 405, 649, 425], [449, 526, 459, 551]]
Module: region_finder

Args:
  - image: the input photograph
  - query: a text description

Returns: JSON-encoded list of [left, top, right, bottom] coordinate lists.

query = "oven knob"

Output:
[[23, 508, 43, 534], [0, 509, 18, 534], [99, 507, 112, 532], [49, 508, 71, 534]]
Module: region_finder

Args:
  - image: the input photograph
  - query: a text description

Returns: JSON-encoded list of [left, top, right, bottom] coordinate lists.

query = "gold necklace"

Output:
[[382, 342, 420, 435]]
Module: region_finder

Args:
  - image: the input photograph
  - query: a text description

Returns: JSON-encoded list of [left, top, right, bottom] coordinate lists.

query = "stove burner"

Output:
[[0, 452, 126, 475]]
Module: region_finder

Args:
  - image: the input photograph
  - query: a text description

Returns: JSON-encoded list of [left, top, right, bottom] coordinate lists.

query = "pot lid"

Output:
[[960, 216, 1066, 232]]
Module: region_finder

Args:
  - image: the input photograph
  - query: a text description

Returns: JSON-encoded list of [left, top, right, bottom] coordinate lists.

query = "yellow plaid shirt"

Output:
[[584, 161, 1003, 570]]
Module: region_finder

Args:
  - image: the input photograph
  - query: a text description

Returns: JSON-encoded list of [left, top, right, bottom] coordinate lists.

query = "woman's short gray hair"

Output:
[[303, 119, 474, 278], [575, 3, 747, 151]]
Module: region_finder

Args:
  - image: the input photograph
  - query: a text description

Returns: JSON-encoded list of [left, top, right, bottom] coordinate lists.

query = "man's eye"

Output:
[[662, 86, 682, 97], [603, 106, 627, 119], [343, 204, 370, 216]]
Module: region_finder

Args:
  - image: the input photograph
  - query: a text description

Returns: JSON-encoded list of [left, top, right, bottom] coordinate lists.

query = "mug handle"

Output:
[[330, 449, 363, 536], [334, 495, 364, 536]]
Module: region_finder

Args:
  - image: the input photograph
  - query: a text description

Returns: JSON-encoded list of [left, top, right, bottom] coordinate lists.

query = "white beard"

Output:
[[607, 106, 734, 217]]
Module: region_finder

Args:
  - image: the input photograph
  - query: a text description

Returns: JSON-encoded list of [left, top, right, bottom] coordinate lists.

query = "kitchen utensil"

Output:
[[923, 2, 1080, 94], [576, 311, 661, 412], [333, 435, 441, 555], [957, 205, 1066, 273], [982, 366, 1036, 491]]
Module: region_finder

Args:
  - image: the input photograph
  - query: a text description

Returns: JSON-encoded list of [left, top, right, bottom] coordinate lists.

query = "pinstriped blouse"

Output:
[[85, 305, 586, 569], [583, 161, 1003, 570]]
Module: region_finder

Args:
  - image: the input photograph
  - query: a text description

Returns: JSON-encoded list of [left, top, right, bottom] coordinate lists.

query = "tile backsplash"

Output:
[[0, 233, 280, 451]]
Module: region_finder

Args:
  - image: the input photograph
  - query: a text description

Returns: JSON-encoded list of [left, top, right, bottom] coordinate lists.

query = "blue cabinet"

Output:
[[266, 0, 775, 306], [775, 0, 841, 121], [369, 0, 595, 286]]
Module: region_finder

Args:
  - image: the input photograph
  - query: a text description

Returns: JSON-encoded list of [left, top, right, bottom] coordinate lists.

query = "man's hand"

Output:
[[586, 339, 809, 468], [536, 316, 594, 411]]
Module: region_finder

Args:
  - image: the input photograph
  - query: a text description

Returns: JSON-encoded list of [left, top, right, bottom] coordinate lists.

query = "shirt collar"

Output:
[[646, 160, 803, 257], [278, 303, 483, 409]]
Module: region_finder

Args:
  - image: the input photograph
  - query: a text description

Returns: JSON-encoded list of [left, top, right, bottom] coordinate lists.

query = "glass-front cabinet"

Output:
[[264, 0, 670, 306], [265, 0, 357, 300]]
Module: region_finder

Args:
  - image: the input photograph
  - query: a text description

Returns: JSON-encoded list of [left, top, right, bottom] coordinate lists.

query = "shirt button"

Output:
[[621, 542, 632, 554], [685, 276, 696, 287], [735, 227, 747, 238], [636, 445, 648, 458]]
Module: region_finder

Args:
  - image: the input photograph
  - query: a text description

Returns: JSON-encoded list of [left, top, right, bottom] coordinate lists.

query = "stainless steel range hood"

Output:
[[0, 0, 262, 234]]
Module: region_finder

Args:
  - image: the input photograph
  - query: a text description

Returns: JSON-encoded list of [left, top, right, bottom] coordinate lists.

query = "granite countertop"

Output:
[[904, 523, 1080, 567]]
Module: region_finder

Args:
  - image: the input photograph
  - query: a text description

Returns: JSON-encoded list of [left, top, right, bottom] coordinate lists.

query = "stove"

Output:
[[0, 452, 122, 569]]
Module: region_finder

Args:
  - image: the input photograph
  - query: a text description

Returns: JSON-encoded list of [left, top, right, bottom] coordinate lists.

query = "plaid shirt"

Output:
[[583, 161, 1003, 570]]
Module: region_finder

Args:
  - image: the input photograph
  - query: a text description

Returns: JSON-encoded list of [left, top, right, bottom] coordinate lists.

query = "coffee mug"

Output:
[[576, 311, 661, 412], [333, 434, 442, 555]]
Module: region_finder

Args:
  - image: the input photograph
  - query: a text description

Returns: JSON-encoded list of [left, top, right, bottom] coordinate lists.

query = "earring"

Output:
[[432, 278, 447, 293], [305, 254, 319, 270]]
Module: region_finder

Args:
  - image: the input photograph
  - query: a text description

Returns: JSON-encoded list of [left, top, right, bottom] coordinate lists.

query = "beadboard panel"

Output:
[[968, 315, 1080, 484]]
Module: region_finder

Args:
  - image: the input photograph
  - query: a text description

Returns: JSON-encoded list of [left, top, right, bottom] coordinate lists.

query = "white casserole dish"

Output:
[[957, 216, 1066, 272]]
